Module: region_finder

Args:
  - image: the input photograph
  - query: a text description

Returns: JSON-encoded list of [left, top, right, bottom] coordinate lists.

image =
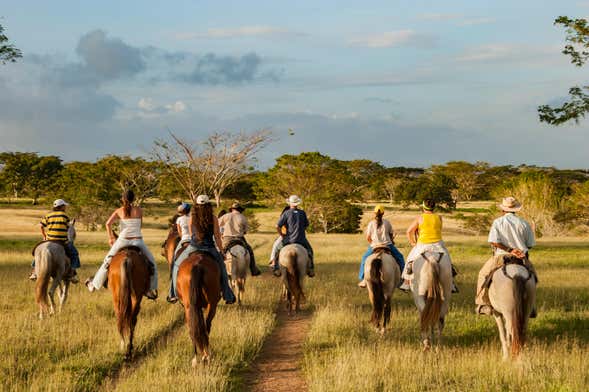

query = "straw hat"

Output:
[[286, 195, 302, 206], [499, 196, 522, 212]]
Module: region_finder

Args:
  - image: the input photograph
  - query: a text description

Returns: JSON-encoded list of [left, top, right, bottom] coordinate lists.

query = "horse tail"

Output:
[[188, 264, 208, 353], [511, 275, 528, 357], [117, 256, 133, 338], [368, 258, 384, 325], [35, 249, 51, 310], [420, 259, 443, 333], [287, 250, 304, 302]]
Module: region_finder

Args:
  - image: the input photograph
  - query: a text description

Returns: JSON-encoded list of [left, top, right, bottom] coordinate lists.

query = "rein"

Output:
[[421, 252, 444, 264]]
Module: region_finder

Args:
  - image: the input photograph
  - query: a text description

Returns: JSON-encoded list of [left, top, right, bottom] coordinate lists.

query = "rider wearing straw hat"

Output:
[[218, 202, 261, 276], [273, 195, 315, 277], [476, 196, 538, 316]]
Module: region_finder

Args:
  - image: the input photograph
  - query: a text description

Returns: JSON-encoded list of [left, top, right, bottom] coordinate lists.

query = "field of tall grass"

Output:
[[1, 204, 588, 391]]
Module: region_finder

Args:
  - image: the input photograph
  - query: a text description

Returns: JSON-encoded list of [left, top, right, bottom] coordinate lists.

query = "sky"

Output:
[[0, 0, 588, 169]]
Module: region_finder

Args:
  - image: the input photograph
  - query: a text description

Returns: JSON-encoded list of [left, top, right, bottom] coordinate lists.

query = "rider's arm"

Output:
[[406, 217, 419, 246], [105, 209, 120, 246], [40, 225, 47, 240], [176, 222, 183, 238], [490, 242, 526, 258]]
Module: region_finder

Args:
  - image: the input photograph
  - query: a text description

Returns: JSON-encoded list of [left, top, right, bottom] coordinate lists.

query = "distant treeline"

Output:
[[1, 151, 588, 234]]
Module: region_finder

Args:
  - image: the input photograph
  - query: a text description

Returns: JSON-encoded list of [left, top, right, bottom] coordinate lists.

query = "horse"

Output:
[[34, 220, 76, 319], [108, 247, 151, 359], [278, 244, 308, 315], [224, 244, 249, 305], [364, 249, 401, 334], [161, 227, 221, 364], [176, 251, 221, 366], [409, 251, 453, 351], [488, 263, 536, 360]]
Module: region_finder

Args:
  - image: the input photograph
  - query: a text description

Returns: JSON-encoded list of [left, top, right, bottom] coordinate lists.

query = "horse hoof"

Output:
[[191, 357, 198, 368]]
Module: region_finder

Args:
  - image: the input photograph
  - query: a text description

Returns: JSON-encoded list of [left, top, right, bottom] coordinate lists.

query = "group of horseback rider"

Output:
[[357, 196, 537, 317], [30, 191, 536, 317]]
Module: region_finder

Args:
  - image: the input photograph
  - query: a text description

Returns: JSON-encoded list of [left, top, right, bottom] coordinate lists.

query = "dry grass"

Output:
[[1, 204, 588, 391]]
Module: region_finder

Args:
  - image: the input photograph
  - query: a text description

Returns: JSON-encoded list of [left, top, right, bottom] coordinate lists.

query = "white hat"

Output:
[[196, 195, 210, 205], [499, 196, 522, 212], [286, 195, 302, 206], [53, 199, 69, 208]]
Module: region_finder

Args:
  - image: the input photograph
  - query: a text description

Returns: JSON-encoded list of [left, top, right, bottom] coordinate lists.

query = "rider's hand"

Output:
[[510, 248, 526, 258], [108, 237, 116, 246]]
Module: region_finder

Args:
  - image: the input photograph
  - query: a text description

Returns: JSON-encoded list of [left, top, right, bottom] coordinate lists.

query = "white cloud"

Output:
[[418, 13, 462, 21], [455, 44, 560, 64], [175, 26, 305, 40], [349, 30, 435, 48], [137, 97, 187, 117], [456, 44, 515, 62]]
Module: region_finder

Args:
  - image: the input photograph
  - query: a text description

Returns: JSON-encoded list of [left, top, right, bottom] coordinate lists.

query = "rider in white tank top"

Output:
[[119, 218, 142, 238]]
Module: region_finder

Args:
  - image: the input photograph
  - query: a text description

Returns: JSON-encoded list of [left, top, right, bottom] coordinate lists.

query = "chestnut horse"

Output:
[[162, 229, 221, 365], [108, 247, 151, 359]]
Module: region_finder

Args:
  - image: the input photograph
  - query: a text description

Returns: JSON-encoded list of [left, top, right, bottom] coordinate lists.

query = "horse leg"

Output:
[[382, 297, 392, 335], [494, 314, 509, 360], [58, 281, 70, 312], [47, 277, 60, 316]]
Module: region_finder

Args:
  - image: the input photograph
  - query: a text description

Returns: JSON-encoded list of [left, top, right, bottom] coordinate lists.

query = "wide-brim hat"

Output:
[[196, 195, 210, 205], [53, 199, 68, 208], [286, 195, 302, 206], [499, 196, 522, 212], [229, 202, 244, 212]]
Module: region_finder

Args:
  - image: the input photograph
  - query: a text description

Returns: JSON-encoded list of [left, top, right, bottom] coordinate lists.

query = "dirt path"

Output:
[[243, 305, 313, 392]]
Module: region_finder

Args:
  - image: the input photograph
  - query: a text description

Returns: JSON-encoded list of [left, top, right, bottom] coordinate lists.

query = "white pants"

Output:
[[402, 241, 451, 280], [269, 236, 283, 262], [92, 238, 158, 291]]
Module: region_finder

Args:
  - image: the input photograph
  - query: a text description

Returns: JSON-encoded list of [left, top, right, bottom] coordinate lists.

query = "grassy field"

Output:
[[1, 204, 588, 391]]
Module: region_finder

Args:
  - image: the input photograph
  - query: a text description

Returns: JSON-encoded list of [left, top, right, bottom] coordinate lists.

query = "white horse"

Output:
[[278, 244, 308, 315], [34, 220, 76, 319], [409, 251, 453, 350], [488, 263, 536, 360], [224, 244, 249, 306], [364, 250, 401, 334]]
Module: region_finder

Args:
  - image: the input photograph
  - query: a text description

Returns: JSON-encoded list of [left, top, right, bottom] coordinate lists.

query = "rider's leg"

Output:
[[208, 247, 236, 304], [242, 237, 261, 276], [270, 237, 283, 271], [134, 240, 158, 299], [88, 237, 126, 291], [299, 238, 315, 276], [167, 245, 191, 302], [359, 246, 372, 281], [387, 244, 405, 272], [475, 256, 501, 314]]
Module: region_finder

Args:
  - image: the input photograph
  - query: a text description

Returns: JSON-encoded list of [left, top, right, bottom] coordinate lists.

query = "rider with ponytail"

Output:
[[357, 205, 405, 288], [85, 190, 158, 300]]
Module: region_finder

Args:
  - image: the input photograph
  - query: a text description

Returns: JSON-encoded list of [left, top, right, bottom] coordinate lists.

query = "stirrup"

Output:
[[273, 268, 281, 277], [166, 295, 178, 304], [476, 304, 493, 315], [357, 280, 367, 288], [145, 289, 158, 300], [29, 272, 37, 281]]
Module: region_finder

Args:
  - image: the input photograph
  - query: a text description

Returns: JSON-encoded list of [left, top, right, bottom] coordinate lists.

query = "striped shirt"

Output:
[[40, 211, 69, 241]]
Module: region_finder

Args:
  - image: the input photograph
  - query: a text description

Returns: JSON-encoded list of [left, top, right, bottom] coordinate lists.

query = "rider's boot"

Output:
[[399, 279, 411, 292], [29, 268, 37, 281]]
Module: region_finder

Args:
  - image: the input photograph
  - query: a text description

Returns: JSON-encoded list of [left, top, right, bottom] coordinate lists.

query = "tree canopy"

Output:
[[0, 23, 22, 64]]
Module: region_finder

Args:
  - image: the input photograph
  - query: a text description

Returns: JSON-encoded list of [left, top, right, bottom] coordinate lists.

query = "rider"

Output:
[[29, 199, 80, 283], [218, 202, 261, 276], [475, 196, 538, 316], [167, 194, 236, 304], [399, 199, 459, 293], [85, 190, 158, 300], [272, 195, 315, 278], [268, 205, 290, 269], [357, 205, 405, 288]]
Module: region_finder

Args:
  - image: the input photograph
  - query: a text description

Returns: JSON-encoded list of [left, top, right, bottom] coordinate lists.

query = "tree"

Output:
[[256, 152, 360, 233], [0, 152, 62, 203], [25, 155, 63, 204], [396, 172, 457, 209], [431, 161, 489, 202], [154, 130, 271, 205], [0, 23, 22, 64], [538, 17, 589, 125]]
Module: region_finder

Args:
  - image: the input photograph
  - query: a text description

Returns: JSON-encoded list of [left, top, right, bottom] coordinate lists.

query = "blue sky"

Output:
[[1, 1, 588, 168]]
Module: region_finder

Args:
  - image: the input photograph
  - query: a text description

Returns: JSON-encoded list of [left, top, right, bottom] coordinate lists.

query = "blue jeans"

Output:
[[169, 243, 235, 303], [358, 244, 405, 281]]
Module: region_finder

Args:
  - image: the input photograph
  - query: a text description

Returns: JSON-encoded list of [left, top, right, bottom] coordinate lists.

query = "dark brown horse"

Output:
[[162, 229, 221, 366], [108, 247, 151, 359]]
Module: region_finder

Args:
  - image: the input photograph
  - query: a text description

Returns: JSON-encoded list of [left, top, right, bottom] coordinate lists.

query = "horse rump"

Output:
[[188, 263, 209, 353]]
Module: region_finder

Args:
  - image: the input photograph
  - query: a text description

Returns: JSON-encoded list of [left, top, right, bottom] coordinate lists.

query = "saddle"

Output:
[[31, 240, 66, 256], [482, 255, 533, 289], [174, 241, 190, 261], [222, 238, 247, 256], [372, 246, 392, 256], [118, 246, 155, 276]]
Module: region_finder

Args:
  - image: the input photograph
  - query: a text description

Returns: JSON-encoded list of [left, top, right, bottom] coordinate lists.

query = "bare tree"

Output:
[[153, 130, 272, 205]]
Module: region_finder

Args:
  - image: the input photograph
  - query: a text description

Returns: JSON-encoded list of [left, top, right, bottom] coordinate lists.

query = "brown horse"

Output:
[[162, 230, 221, 365], [108, 247, 151, 359]]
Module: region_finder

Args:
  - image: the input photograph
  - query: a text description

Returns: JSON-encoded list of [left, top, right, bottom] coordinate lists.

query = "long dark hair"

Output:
[[423, 199, 436, 212], [192, 203, 214, 241], [375, 211, 384, 228], [122, 190, 135, 218]]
